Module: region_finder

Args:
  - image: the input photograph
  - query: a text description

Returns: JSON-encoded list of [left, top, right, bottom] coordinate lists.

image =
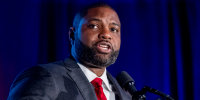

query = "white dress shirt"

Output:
[[77, 63, 115, 100]]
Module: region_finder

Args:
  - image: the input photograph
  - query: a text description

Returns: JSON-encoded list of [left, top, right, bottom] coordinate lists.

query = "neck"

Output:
[[79, 61, 107, 77], [87, 67, 106, 77]]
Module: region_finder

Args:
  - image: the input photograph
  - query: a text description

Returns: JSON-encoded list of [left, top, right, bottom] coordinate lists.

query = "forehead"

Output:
[[84, 7, 120, 25]]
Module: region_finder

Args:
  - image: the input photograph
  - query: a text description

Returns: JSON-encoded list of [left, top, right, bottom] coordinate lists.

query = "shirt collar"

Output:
[[77, 62, 112, 91]]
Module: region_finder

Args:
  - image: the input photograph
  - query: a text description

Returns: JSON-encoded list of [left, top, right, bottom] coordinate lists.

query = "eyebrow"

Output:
[[88, 18, 121, 27], [88, 18, 101, 22], [111, 22, 120, 27]]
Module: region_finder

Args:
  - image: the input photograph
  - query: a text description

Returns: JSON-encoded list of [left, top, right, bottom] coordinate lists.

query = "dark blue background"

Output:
[[0, 0, 199, 100]]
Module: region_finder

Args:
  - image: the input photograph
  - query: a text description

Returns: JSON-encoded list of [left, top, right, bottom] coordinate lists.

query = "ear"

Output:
[[69, 27, 75, 45]]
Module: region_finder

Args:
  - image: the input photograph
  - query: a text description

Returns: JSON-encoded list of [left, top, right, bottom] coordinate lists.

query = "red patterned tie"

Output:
[[91, 78, 107, 100]]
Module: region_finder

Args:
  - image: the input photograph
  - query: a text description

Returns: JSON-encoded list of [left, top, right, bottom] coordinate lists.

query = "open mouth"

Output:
[[96, 41, 112, 54]]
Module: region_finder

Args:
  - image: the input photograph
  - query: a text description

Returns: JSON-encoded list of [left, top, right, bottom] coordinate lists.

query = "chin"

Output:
[[95, 53, 111, 60]]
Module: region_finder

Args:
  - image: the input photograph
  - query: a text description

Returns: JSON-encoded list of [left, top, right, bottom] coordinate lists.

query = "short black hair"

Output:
[[72, 2, 116, 31]]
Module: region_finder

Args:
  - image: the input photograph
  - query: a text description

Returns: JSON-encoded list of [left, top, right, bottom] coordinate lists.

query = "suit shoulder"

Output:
[[38, 60, 68, 75], [12, 66, 51, 86], [38, 57, 78, 73], [8, 66, 59, 100], [8, 58, 79, 100]]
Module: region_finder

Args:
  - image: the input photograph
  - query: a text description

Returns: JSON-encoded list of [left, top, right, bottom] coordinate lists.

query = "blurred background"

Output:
[[0, 0, 199, 100]]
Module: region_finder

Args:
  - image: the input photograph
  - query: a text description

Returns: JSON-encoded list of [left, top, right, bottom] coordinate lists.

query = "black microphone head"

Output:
[[116, 71, 135, 88]]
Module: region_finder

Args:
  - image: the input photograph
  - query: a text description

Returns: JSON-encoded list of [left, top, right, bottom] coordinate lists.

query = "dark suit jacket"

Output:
[[7, 57, 131, 100]]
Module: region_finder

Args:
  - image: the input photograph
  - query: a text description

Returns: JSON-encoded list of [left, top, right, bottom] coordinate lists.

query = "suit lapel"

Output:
[[107, 72, 132, 100], [63, 58, 97, 100]]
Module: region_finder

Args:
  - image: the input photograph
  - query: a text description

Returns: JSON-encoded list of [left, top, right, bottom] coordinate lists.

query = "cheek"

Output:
[[112, 35, 121, 50], [80, 34, 93, 45], [79, 27, 98, 46]]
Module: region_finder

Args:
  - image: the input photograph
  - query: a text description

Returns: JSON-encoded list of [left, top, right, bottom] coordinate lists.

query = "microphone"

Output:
[[116, 71, 174, 100], [116, 71, 145, 100]]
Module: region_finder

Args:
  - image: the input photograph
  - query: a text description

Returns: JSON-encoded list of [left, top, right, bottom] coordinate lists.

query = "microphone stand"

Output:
[[132, 86, 175, 100], [132, 93, 146, 100]]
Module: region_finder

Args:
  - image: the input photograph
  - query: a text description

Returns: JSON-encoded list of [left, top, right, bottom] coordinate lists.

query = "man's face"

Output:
[[73, 7, 121, 68]]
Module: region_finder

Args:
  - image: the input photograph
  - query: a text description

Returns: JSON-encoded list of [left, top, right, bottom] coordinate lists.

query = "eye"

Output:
[[87, 24, 98, 29], [110, 27, 119, 33]]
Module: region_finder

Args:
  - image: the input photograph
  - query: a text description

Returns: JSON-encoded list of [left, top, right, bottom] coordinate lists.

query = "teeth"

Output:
[[99, 44, 108, 48]]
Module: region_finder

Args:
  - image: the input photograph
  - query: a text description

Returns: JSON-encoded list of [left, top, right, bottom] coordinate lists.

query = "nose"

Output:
[[99, 28, 112, 40]]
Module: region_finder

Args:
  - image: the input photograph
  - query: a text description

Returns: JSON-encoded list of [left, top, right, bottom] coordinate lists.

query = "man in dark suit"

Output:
[[7, 3, 132, 100]]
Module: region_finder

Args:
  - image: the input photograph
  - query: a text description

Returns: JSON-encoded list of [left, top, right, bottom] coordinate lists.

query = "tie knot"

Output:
[[91, 78, 103, 87]]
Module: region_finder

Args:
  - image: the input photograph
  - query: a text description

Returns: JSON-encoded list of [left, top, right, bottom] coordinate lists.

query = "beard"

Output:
[[74, 39, 119, 68]]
